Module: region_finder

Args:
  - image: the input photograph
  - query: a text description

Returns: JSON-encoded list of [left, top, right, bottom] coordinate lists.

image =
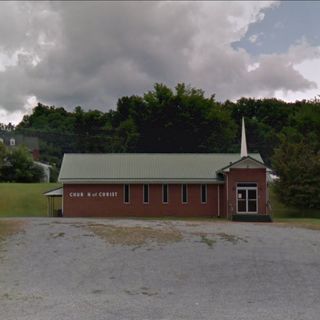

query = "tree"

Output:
[[111, 83, 237, 153], [12, 83, 320, 176], [0, 143, 7, 180], [272, 130, 320, 209], [0, 146, 44, 182]]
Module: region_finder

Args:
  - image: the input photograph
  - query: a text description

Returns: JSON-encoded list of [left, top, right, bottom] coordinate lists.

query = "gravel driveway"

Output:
[[1, 218, 320, 320]]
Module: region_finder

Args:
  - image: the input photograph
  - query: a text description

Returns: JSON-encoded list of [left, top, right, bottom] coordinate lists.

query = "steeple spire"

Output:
[[240, 117, 248, 158]]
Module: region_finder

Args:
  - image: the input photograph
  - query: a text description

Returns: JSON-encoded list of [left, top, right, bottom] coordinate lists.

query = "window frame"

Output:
[[123, 184, 130, 204], [143, 184, 149, 204], [181, 184, 188, 204], [200, 184, 207, 204], [162, 184, 169, 204]]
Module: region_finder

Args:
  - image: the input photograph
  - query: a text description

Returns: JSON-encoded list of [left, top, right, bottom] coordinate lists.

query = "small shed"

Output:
[[43, 187, 63, 216]]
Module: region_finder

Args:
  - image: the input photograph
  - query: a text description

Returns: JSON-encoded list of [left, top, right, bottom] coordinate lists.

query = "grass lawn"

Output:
[[0, 183, 61, 217], [269, 186, 320, 227], [273, 218, 320, 230]]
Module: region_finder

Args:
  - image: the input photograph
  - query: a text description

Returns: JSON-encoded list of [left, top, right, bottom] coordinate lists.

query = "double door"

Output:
[[236, 183, 257, 214]]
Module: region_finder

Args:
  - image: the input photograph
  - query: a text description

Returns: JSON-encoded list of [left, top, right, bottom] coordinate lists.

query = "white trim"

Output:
[[220, 157, 267, 173], [181, 184, 188, 204], [123, 184, 130, 204], [62, 187, 64, 216], [217, 185, 220, 217], [143, 184, 149, 204], [200, 184, 207, 204], [162, 184, 169, 204], [236, 184, 258, 214], [226, 174, 229, 219]]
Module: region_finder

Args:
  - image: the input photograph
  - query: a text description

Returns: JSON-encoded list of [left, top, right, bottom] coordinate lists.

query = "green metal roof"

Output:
[[58, 153, 263, 184]]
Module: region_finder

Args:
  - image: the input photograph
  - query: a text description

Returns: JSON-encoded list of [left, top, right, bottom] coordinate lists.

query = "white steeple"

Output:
[[240, 117, 248, 158]]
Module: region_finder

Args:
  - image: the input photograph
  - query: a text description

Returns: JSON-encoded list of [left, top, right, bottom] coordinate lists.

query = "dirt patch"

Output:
[[1, 292, 43, 301], [216, 232, 248, 244], [49, 221, 83, 228], [0, 220, 25, 243], [88, 224, 183, 246], [199, 234, 216, 248], [193, 231, 248, 247], [125, 287, 159, 296], [49, 232, 65, 239]]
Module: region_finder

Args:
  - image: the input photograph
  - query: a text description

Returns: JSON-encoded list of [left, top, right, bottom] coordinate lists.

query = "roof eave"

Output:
[[59, 178, 225, 184]]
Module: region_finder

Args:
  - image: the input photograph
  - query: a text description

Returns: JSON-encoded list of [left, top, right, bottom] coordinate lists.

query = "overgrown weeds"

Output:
[[88, 224, 183, 246], [0, 220, 25, 243]]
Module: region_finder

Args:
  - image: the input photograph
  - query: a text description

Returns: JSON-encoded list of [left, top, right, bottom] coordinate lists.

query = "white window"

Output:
[[10, 138, 15, 146]]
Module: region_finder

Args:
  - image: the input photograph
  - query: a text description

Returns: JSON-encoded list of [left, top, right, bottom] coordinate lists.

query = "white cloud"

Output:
[[275, 55, 320, 101], [249, 34, 259, 43], [0, 1, 319, 125], [247, 62, 260, 72], [0, 95, 37, 125]]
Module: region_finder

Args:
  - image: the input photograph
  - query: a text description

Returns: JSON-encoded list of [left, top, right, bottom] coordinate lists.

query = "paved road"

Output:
[[0, 218, 320, 320]]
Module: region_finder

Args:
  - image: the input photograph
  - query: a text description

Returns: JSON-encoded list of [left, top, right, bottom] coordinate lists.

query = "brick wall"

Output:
[[63, 183, 225, 218], [226, 168, 267, 217]]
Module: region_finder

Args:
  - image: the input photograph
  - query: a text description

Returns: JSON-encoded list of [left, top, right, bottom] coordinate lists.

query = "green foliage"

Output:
[[114, 83, 237, 153], [0, 145, 44, 182], [49, 165, 59, 183], [272, 131, 320, 209], [12, 83, 320, 212], [0, 143, 7, 171], [269, 185, 320, 219]]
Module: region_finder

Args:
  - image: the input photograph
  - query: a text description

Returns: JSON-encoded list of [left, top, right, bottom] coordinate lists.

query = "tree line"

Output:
[[2, 83, 320, 208]]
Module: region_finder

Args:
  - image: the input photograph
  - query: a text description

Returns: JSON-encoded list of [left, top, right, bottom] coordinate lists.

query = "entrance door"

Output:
[[236, 183, 257, 214]]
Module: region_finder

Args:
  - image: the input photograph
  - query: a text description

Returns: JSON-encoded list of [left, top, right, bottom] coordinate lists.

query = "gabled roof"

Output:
[[43, 187, 63, 197], [217, 155, 268, 173], [58, 153, 263, 184]]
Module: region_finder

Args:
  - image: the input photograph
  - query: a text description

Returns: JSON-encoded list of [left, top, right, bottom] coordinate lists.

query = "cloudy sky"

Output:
[[0, 1, 320, 124]]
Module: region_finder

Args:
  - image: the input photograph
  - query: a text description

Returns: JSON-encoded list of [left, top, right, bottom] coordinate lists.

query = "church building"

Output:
[[57, 119, 271, 221]]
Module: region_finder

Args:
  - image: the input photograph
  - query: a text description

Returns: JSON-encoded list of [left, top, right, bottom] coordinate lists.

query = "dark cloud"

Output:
[[0, 1, 318, 122]]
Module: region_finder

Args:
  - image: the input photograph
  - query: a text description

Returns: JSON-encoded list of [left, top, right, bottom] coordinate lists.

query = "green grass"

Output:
[[0, 183, 61, 217], [272, 218, 320, 230], [269, 186, 320, 227], [269, 187, 320, 220]]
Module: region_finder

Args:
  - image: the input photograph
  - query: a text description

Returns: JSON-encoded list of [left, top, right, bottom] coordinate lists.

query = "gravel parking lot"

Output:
[[1, 218, 320, 320]]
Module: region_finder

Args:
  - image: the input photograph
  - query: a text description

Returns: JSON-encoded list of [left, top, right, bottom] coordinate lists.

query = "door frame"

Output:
[[236, 183, 258, 214]]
